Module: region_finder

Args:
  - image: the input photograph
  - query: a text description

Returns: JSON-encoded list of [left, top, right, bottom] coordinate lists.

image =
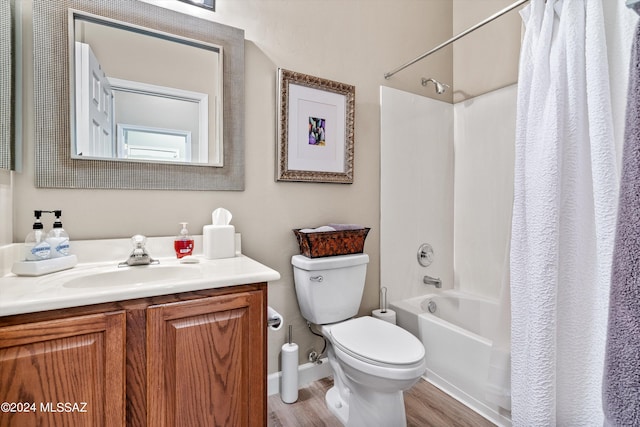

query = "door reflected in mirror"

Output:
[[70, 11, 223, 166]]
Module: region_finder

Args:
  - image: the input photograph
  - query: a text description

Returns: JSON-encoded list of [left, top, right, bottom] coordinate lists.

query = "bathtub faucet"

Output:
[[423, 275, 442, 288]]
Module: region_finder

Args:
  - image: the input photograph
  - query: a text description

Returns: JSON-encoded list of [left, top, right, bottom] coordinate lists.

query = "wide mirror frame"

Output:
[[33, 0, 244, 190], [0, 0, 12, 170]]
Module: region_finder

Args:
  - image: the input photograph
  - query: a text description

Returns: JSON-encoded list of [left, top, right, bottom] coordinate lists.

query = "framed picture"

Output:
[[276, 68, 355, 183]]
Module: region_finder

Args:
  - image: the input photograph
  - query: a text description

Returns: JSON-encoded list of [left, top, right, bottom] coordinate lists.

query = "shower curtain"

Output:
[[510, 0, 618, 425]]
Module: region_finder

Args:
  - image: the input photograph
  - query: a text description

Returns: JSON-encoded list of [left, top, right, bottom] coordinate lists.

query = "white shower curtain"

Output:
[[510, 0, 618, 425]]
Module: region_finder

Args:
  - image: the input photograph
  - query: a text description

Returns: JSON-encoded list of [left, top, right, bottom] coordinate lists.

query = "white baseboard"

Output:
[[267, 357, 332, 396]]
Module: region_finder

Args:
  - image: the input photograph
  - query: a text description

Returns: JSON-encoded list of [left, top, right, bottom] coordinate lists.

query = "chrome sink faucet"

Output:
[[423, 274, 442, 288], [119, 235, 158, 267]]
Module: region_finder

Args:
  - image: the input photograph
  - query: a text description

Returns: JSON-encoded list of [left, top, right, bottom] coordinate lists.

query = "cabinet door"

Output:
[[147, 289, 266, 427], [0, 311, 126, 427]]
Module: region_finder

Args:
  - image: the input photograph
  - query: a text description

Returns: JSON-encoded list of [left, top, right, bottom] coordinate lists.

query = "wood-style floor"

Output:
[[268, 377, 496, 427]]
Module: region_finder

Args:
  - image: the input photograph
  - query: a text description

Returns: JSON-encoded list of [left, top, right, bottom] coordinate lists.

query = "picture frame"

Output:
[[276, 68, 355, 183]]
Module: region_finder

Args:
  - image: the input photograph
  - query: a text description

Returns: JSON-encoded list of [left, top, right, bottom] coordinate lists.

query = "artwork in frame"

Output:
[[276, 68, 355, 183]]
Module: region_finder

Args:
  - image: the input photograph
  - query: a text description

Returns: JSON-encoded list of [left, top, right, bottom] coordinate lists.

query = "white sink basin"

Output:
[[1, 247, 281, 317], [62, 264, 203, 288]]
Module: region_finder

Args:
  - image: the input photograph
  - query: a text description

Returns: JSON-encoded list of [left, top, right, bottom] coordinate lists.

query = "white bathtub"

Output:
[[390, 291, 511, 427]]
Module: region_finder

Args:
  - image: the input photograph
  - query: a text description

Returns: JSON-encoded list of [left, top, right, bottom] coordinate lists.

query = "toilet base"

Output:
[[325, 383, 408, 427], [326, 386, 349, 425]]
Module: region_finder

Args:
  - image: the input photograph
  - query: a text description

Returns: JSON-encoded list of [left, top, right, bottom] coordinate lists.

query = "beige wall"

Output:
[[0, 170, 11, 244], [10, 0, 452, 373], [452, 0, 523, 102], [77, 19, 220, 96]]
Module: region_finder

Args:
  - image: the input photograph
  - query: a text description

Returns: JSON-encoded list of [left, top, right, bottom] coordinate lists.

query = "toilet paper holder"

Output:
[[267, 316, 282, 329], [267, 306, 283, 329]]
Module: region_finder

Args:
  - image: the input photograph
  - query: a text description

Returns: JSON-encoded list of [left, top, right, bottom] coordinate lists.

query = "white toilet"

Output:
[[292, 253, 426, 427]]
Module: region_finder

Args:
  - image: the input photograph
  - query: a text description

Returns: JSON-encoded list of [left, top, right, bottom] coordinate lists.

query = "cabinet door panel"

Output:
[[0, 311, 126, 427], [147, 290, 265, 427]]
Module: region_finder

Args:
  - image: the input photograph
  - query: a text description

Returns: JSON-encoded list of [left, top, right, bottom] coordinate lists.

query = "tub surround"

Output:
[[381, 85, 517, 303], [380, 86, 455, 302], [0, 235, 280, 316]]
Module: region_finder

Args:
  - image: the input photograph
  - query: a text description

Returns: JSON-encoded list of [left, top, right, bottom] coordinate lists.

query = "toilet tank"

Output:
[[291, 253, 369, 324]]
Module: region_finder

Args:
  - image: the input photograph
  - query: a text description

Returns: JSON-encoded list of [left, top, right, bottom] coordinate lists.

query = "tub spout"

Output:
[[423, 275, 442, 288]]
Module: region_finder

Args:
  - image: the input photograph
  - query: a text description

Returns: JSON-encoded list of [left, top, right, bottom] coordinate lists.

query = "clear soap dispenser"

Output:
[[25, 210, 51, 261], [174, 222, 194, 259], [47, 210, 70, 258]]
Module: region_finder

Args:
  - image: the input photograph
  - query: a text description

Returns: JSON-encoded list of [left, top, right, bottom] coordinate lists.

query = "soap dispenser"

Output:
[[174, 222, 194, 259], [47, 210, 70, 258], [25, 210, 51, 261]]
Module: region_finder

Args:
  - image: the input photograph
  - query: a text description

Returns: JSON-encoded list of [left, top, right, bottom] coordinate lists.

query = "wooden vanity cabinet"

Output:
[[0, 311, 127, 427], [0, 283, 267, 427], [147, 289, 266, 426]]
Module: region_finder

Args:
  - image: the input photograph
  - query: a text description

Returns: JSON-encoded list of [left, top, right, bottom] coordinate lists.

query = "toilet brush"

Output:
[[281, 325, 299, 403]]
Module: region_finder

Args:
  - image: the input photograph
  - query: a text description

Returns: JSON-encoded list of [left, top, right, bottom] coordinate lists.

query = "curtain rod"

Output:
[[384, 0, 530, 80]]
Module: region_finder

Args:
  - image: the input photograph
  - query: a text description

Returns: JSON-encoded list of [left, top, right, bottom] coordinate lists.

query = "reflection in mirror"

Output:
[[70, 11, 222, 166], [117, 124, 192, 162], [33, 0, 244, 191], [0, 0, 12, 170]]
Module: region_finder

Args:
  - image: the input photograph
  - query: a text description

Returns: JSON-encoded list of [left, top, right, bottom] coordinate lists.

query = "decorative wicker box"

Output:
[[293, 228, 371, 258]]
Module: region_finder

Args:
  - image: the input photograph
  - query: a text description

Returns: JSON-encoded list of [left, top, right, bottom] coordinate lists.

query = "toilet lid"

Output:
[[330, 316, 425, 366]]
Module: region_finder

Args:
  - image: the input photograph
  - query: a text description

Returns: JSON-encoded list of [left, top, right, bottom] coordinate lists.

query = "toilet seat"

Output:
[[329, 316, 425, 367]]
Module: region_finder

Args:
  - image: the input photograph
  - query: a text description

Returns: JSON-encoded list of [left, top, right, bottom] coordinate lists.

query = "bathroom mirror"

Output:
[[0, 0, 12, 170], [33, 0, 244, 190], [70, 11, 222, 166]]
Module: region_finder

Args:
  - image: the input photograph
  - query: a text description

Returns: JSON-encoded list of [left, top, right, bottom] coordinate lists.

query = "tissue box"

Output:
[[203, 225, 235, 259], [293, 228, 370, 258]]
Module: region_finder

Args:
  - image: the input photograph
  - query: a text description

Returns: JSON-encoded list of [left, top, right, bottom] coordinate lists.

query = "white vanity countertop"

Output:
[[0, 236, 280, 317]]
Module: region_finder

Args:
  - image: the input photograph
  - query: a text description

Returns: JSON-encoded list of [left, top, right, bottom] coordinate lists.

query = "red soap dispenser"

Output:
[[174, 222, 194, 258]]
